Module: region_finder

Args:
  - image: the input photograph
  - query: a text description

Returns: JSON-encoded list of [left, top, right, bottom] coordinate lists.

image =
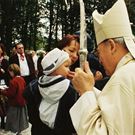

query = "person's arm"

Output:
[[70, 61, 107, 135], [70, 89, 107, 135], [0, 80, 17, 98]]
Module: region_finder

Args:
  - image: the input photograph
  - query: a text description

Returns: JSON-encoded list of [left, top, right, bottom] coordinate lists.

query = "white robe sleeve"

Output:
[[70, 88, 108, 135]]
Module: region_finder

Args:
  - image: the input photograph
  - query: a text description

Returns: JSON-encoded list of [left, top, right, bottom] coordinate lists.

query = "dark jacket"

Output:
[[9, 53, 36, 80], [54, 84, 77, 135], [0, 58, 9, 85], [32, 76, 78, 135]]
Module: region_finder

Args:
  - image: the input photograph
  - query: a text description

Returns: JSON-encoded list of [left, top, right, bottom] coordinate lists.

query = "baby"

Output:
[[38, 48, 77, 135]]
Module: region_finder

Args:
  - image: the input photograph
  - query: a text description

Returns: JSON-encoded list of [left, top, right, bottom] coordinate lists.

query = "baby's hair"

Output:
[[8, 64, 21, 76]]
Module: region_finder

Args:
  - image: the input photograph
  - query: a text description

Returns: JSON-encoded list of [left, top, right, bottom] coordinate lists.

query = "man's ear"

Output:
[[107, 39, 117, 55]]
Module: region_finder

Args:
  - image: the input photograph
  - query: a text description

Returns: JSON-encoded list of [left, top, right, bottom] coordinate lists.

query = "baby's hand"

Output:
[[67, 71, 75, 80], [94, 71, 103, 81], [0, 68, 5, 73]]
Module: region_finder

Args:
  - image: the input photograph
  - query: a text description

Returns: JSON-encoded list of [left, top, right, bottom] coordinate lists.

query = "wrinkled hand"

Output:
[[72, 61, 95, 96]]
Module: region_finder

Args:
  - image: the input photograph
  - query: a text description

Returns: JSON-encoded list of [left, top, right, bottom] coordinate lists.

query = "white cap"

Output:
[[41, 48, 69, 75], [92, 0, 135, 58]]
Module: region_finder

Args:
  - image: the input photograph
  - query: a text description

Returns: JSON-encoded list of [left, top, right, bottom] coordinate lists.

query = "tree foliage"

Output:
[[0, 0, 40, 54], [0, 0, 135, 54]]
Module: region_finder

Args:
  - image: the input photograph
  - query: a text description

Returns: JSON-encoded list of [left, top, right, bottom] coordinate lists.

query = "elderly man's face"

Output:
[[96, 40, 116, 76]]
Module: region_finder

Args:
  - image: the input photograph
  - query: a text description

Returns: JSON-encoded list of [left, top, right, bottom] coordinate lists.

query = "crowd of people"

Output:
[[0, 42, 46, 134], [0, 33, 107, 135], [0, 0, 134, 134]]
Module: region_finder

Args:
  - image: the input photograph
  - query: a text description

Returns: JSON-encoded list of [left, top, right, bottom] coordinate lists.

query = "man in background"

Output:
[[9, 42, 36, 85]]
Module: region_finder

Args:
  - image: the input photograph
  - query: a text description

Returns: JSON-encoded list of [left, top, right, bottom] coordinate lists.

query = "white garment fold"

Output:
[[38, 75, 70, 128]]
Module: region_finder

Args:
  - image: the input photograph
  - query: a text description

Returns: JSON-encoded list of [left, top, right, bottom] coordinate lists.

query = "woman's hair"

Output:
[[0, 42, 6, 56], [57, 34, 80, 49], [8, 64, 21, 76]]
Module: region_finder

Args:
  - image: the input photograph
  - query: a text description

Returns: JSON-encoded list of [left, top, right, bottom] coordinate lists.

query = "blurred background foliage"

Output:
[[0, 0, 135, 55]]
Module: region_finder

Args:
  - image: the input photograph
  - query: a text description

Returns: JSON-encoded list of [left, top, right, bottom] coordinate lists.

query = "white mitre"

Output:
[[92, 0, 135, 58]]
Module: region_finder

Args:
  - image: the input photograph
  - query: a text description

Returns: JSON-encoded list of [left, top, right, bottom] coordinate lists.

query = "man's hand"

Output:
[[72, 61, 95, 95]]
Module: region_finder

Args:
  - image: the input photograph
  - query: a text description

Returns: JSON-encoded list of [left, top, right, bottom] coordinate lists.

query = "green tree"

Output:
[[0, 0, 135, 54], [0, 0, 41, 55]]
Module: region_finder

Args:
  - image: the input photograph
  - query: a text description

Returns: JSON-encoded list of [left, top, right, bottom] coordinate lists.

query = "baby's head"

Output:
[[41, 48, 71, 78], [8, 64, 21, 78]]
